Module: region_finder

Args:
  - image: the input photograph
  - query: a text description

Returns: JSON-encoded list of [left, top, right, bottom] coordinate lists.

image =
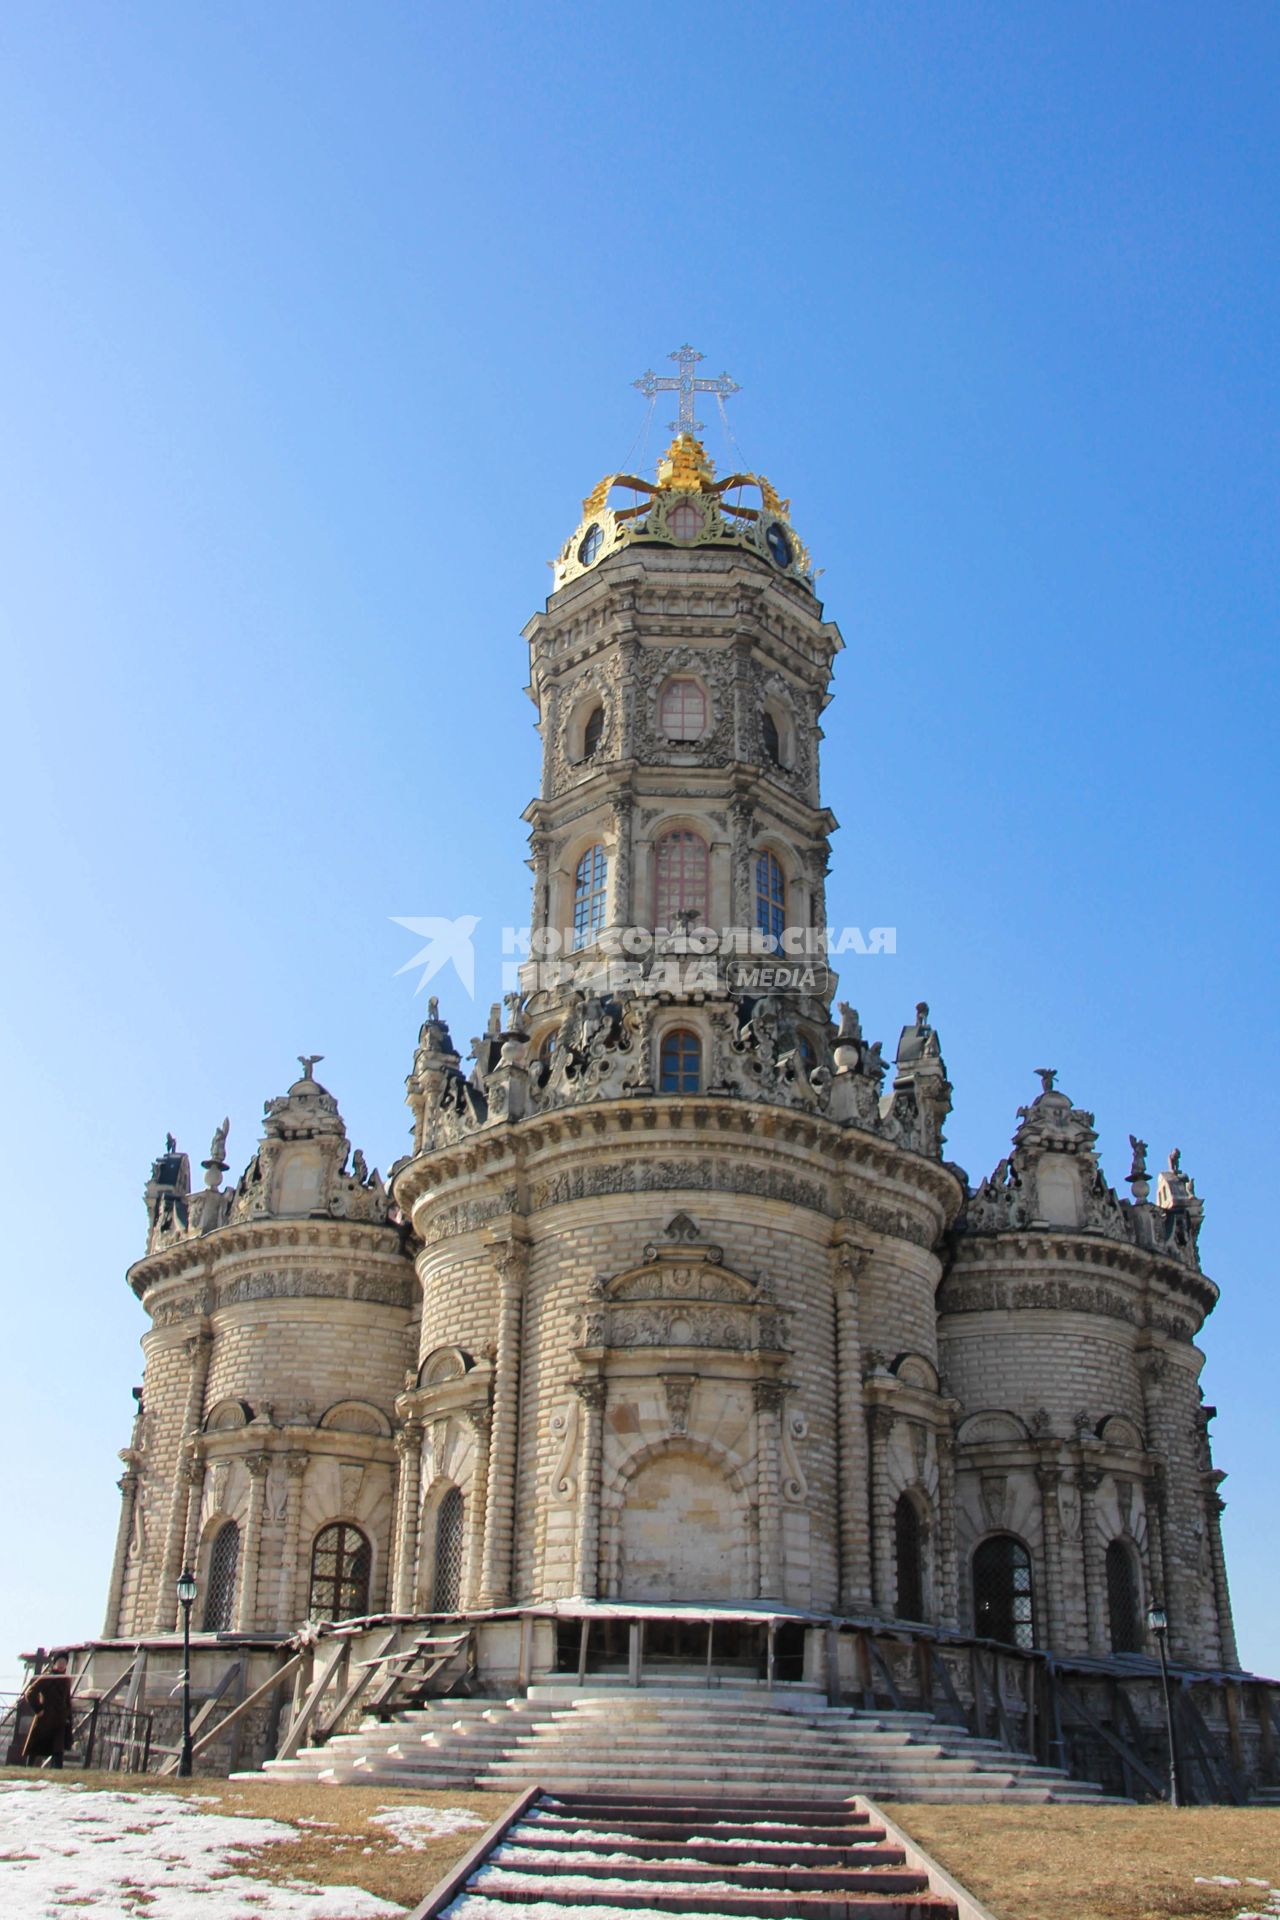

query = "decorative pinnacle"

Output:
[[298, 1054, 324, 1081], [633, 344, 740, 437]]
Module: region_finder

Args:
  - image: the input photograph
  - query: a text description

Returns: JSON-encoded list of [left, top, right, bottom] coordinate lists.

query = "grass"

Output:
[[0, 1767, 511, 1911], [890, 1802, 1280, 1920]]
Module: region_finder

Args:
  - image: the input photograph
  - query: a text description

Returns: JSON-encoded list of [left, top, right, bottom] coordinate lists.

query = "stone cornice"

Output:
[[941, 1227, 1217, 1325], [394, 1095, 963, 1246], [129, 1215, 412, 1302]]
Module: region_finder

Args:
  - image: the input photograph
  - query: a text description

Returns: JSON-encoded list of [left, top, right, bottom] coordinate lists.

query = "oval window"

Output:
[[578, 523, 604, 566], [766, 522, 791, 567], [669, 502, 703, 542]]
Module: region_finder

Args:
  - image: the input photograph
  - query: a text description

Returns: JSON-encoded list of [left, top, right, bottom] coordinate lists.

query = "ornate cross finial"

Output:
[[298, 1054, 324, 1081], [633, 344, 740, 437]]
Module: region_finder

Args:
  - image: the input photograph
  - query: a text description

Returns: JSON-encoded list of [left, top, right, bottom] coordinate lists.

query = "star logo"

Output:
[[390, 915, 481, 997]]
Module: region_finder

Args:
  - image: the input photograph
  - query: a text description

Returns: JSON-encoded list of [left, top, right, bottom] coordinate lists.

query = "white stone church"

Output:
[[77, 391, 1274, 1794]]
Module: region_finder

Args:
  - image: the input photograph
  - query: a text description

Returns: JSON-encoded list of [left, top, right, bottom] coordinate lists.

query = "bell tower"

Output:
[[518, 424, 844, 1097]]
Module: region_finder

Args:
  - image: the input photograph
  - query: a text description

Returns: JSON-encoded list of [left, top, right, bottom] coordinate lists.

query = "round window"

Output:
[[669, 501, 703, 543], [766, 522, 791, 568], [578, 522, 604, 566]]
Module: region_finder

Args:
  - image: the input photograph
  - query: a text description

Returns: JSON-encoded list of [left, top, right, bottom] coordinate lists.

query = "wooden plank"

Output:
[[867, 1636, 905, 1711], [1058, 1680, 1165, 1795], [404, 1787, 542, 1920], [190, 1650, 306, 1761], [157, 1660, 243, 1775], [273, 1639, 352, 1762], [316, 1628, 402, 1743]]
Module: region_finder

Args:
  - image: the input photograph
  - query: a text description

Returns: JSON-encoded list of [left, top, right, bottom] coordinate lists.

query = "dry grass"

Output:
[[0, 1766, 511, 1910], [889, 1802, 1280, 1920]]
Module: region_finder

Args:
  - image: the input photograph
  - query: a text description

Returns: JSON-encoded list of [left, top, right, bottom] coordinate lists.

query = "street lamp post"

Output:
[[1148, 1603, 1179, 1807], [176, 1569, 198, 1778]]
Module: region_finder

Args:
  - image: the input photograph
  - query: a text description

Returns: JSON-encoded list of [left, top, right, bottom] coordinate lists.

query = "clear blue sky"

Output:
[[0, 2, 1276, 1686]]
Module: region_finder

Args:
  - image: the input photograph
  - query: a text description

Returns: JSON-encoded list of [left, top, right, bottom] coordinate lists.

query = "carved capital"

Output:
[[285, 1451, 310, 1479], [574, 1378, 608, 1414], [753, 1378, 787, 1415], [245, 1450, 271, 1480]]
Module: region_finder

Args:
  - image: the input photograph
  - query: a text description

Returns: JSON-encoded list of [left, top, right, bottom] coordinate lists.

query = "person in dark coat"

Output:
[[21, 1655, 74, 1767]]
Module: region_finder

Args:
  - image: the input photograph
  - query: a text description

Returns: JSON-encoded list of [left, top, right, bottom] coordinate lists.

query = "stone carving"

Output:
[[980, 1473, 1009, 1531], [1058, 1479, 1082, 1541], [661, 1374, 697, 1436], [781, 1411, 810, 1504], [547, 1400, 580, 1501]]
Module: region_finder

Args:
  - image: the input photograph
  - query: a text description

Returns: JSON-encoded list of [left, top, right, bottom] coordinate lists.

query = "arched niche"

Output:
[[318, 1400, 391, 1438]]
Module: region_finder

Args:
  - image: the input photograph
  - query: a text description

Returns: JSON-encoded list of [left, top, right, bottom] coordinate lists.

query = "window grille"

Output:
[[308, 1522, 372, 1622], [755, 851, 786, 952], [1106, 1539, 1142, 1653], [972, 1534, 1035, 1648], [572, 845, 608, 946], [202, 1521, 240, 1631], [654, 829, 708, 926], [669, 502, 703, 542], [432, 1487, 465, 1612], [659, 678, 706, 740], [895, 1494, 925, 1622], [583, 706, 604, 756], [659, 1028, 701, 1094]]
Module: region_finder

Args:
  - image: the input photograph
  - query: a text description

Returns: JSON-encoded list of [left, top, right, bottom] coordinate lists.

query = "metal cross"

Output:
[[633, 344, 740, 436]]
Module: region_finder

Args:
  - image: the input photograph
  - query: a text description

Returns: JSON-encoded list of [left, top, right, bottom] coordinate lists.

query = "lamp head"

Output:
[[1147, 1603, 1168, 1636], [176, 1569, 198, 1608]]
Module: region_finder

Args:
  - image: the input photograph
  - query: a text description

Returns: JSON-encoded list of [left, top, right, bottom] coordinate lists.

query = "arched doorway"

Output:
[[618, 1448, 743, 1603], [895, 1493, 925, 1622], [972, 1534, 1035, 1648]]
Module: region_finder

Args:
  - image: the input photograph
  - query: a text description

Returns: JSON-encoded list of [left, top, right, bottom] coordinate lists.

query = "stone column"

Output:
[[480, 1238, 527, 1606], [612, 792, 635, 929], [391, 1423, 423, 1612], [179, 1453, 207, 1583], [1205, 1477, 1239, 1670], [279, 1453, 310, 1627], [754, 1379, 786, 1601], [1079, 1469, 1107, 1655], [235, 1451, 271, 1632], [463, 1408, 493, 1609], [832, 1252, 872, 1613], [934, 1411, 960, 1629], [1036, 1460, 1065, 1649], [103, 1460, 140, 1637], [152, 1331, 212, 1629], [572, 1380, 607, 1600], [868, 1406, 896, 1615]]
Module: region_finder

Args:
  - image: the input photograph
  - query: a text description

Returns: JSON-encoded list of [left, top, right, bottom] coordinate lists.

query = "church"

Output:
[[84, 365, 1269, 1793]]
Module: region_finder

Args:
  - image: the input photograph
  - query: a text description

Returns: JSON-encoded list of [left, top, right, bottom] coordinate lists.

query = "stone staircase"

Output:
[[256, 1684, 1111, 1803], [431, 1787, 977, 1919]]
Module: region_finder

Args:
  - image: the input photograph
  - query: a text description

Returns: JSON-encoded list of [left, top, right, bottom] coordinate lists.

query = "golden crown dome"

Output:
[[554, 433, 814, 592]]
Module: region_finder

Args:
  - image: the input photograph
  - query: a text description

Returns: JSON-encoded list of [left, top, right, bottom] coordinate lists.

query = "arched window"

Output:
[[755, 851, 786, 952], [583, 705, 604, 756], [308, 1522, 372, 1622], [1106, 1539, 1142, 1654], [669, 501, 703, 543], [572, 844, 608, 946], [659, 1028, 701, 1094], [797, 1031, 818, 1076], [973, 1534, 1035, 1648], [895, 1494, 925, 1622], [431, 1487, 465, 1612], [659, 677, 707, 741], [654, 829, 709, 927], [202, 1521, 240, 1632], [762, 710, 782, 765]]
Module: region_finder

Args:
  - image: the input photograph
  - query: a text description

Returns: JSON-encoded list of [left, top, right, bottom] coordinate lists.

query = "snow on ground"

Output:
[[0, 1780, 404, 1919], [371, 1806, 486, 1850]]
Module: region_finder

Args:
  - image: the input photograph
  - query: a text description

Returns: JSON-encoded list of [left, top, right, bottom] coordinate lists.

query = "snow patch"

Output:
[[371, 1806, 486, 1850], [0, 1780, 404, 1919]]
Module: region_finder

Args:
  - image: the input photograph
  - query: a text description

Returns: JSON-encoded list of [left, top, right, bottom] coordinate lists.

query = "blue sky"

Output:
[[0, 2, 1276, 1686]]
